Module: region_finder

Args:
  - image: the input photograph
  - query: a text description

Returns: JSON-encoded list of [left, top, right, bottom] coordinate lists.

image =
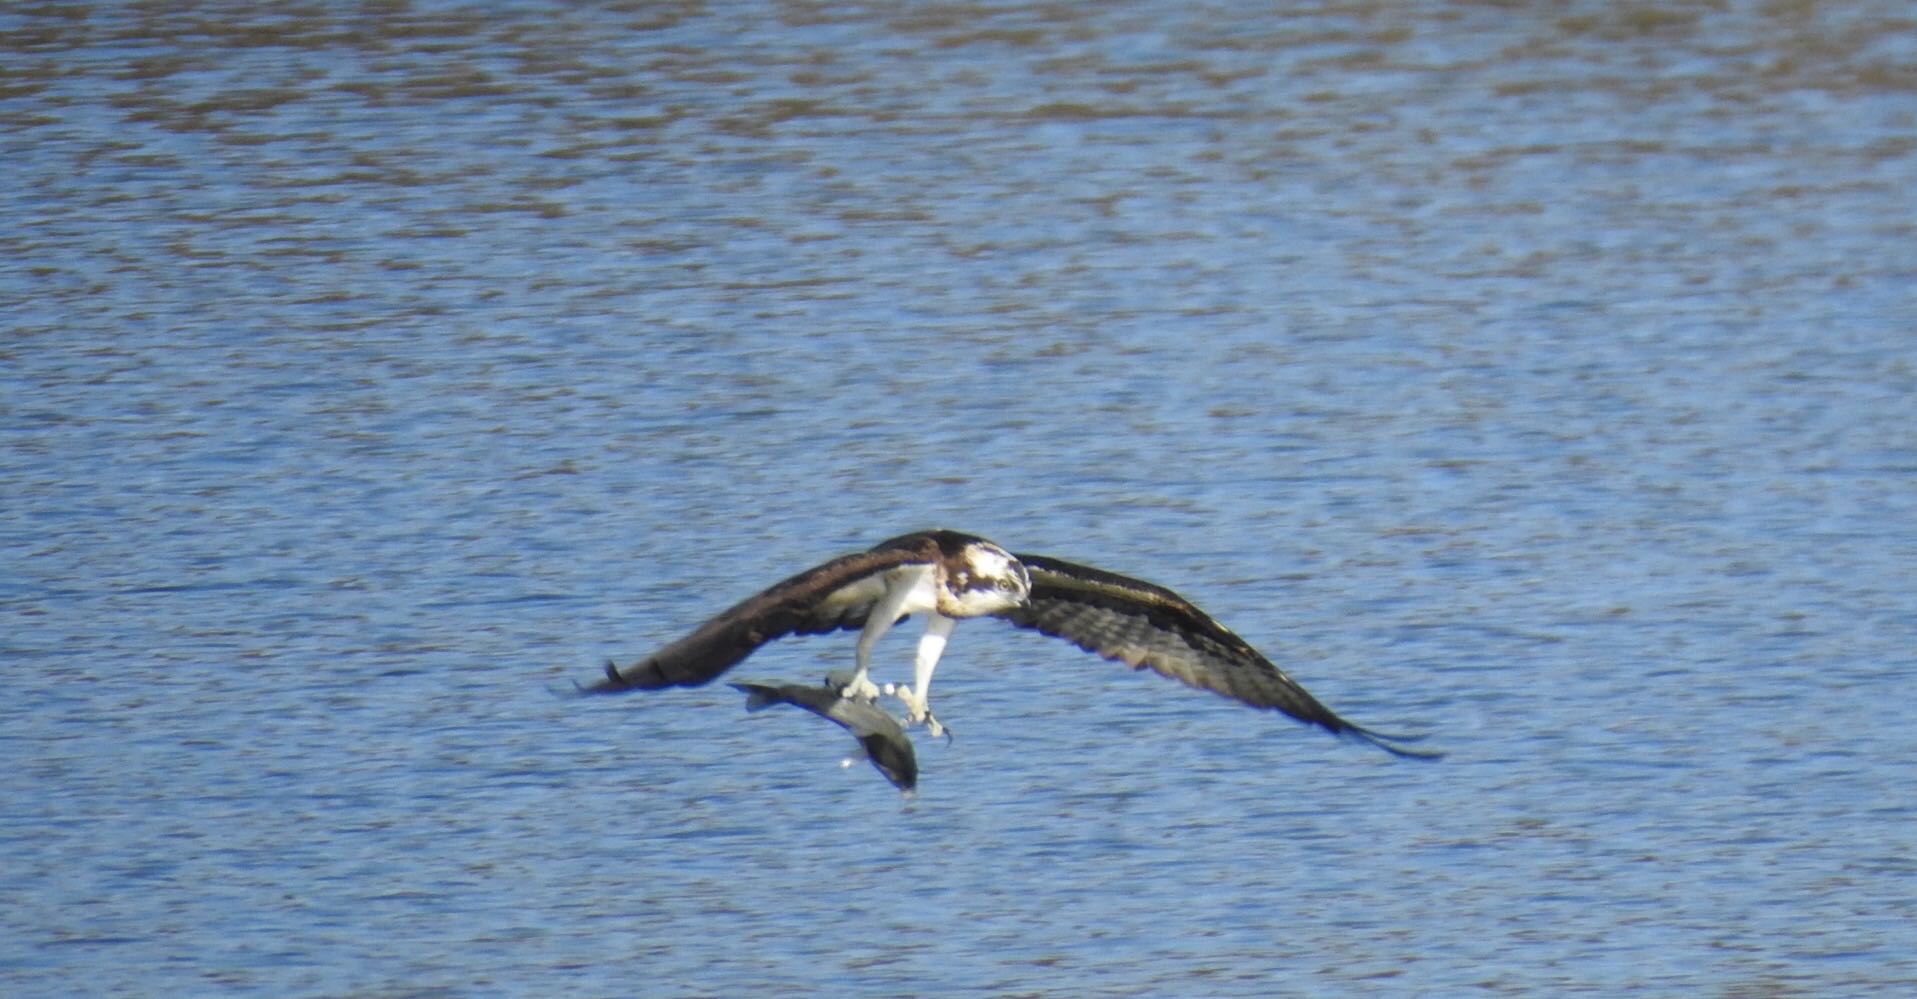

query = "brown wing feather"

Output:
[[996, 554, 1438, 759], [580, 539, 934, 693]]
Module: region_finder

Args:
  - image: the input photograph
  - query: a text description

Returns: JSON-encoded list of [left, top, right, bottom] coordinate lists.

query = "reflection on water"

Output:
[[5, 2, 1916, 995]]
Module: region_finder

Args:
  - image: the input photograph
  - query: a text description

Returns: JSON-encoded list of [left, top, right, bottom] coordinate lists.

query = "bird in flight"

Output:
[[580, 529, 1437, 762]]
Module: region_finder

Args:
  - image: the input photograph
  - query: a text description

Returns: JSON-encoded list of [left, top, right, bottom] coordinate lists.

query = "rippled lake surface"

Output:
[[6, 2, 1917, 995]]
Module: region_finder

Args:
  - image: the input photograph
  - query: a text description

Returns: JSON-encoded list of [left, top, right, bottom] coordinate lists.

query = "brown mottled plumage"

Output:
[[995, 554, 1436, 759], [582, 530, 1015, 693]]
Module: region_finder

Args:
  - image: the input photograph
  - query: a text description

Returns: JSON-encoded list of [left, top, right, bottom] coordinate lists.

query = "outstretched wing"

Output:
[[732, 682, 918, 791], [580, 538, 935, 694], [994, 554, 1437, 759]]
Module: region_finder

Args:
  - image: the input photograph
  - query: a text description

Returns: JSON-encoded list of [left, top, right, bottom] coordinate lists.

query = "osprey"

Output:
[[582, 529, 1436, 760]]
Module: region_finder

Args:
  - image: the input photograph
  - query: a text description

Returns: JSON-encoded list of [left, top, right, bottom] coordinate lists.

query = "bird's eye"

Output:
[[997, 578, 1019, 592]]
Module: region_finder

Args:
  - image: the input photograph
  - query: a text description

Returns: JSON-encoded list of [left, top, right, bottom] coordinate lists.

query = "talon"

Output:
[[915, 709, 952, 742], [824, 670, 881, 703], [898, 692, 951, 741]]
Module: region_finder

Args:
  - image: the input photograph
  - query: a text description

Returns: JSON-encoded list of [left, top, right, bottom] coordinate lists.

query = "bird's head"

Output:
[[935, 539, 1031, 617]]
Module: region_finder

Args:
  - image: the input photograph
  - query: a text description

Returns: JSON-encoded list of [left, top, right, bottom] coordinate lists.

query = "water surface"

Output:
[[5, 2, 1916, 995]]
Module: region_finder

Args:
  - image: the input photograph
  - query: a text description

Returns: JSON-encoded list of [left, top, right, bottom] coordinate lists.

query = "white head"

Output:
[[935, 539, 1031, 618]]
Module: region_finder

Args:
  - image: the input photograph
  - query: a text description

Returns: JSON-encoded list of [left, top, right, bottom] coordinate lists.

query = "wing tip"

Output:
[[570, 659, 633, 695], [1344, 724, 1444, 761], [579, 658, 701, 695]]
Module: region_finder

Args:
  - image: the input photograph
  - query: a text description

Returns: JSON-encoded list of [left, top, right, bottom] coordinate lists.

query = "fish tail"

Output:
[[730, 682, 779, 712]]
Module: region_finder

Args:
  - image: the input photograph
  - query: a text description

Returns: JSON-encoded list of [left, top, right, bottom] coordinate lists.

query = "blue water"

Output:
[[6, 2, 1917, 995]]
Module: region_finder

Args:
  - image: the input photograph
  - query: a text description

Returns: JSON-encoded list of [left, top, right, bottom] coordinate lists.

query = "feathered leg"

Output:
[[825, 565, 930, 702]]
